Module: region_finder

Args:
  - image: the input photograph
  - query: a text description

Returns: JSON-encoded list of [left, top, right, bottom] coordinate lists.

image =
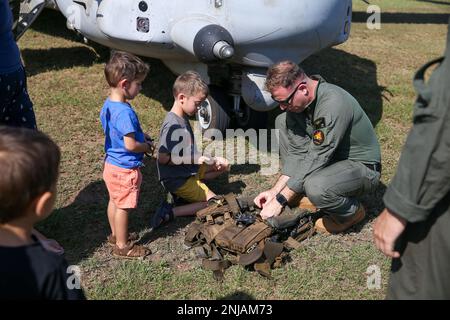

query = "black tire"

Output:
[[234, 101, 268, 130], [196, 86, 231, 135]]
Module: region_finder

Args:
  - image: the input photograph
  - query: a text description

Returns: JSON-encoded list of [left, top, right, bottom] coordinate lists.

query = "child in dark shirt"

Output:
[[0, 126, 85, 300]]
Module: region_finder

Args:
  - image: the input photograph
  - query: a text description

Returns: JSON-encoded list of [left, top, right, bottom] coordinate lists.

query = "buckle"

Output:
[[364, 162, 381, 173]]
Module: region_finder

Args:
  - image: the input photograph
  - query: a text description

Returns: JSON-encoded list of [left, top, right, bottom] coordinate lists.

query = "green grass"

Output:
[[353, 0, 450, 12], [16, 1, 450, 300], [83, 240, 390, 300]]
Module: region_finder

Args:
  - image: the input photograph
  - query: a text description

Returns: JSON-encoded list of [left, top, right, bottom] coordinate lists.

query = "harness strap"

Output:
[[263, 241, 284, 265], [237, 242, 264, 266], [283, 237, 302, 250], [202, 259, 231, 271], [224, 193, 241, 215], [254, 262, 272, 279]]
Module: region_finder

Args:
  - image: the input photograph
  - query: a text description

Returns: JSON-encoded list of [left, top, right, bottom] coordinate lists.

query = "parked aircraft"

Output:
[[12, 0, 353, 132]]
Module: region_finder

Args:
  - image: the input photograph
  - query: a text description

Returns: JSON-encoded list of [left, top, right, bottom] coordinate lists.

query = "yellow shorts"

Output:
[[174, 164, 209, 203]]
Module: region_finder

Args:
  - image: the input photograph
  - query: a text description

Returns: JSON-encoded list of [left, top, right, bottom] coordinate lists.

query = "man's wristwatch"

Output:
[[275, 193, 288, 208]]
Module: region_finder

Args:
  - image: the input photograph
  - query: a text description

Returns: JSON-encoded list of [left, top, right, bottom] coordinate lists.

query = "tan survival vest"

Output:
[[184, 194, 320, 280]]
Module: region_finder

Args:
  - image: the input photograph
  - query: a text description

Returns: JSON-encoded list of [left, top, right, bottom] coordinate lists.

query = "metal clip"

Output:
[[246, 242, 258, 254], [273, 256, 283, 269]]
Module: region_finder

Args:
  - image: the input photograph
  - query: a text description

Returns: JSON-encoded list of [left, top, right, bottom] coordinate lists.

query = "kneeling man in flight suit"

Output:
[[255, 60, 381, 234]]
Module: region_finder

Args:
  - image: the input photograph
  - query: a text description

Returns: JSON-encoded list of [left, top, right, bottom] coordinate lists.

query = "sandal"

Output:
[[112, 242, 151, 259], [150, 201, 174, 229], [107, 232, 139, 246]]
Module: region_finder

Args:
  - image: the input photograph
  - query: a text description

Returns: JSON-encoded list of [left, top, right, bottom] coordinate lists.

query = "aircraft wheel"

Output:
[[196, 86, 231, 135]]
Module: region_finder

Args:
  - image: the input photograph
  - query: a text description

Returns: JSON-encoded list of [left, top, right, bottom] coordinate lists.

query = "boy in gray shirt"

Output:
[[152, 71, 230, 228]]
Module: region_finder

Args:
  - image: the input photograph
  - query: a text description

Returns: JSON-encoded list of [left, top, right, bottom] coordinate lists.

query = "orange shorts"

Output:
[[103, 162, 142, 209]]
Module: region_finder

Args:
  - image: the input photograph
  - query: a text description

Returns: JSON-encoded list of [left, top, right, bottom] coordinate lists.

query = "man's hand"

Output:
[[373, 208, 407, 258], [254, 190, 277, 209], [259, 197, 283, 220]]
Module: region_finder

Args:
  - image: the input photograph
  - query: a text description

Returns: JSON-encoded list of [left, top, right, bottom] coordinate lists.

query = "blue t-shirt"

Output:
[[0, 0, 21, 73], [100, 99, 145, 169]]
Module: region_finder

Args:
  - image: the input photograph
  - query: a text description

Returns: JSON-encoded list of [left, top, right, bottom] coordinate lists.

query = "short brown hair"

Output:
[[173, 71, 209, 98], [265, 60, 305, 92], [0, 126, 61, 223], [104, 51, 150, 87]]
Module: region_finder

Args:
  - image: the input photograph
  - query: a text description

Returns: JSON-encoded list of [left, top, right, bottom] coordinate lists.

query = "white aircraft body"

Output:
[[13, 0, 352, 131]]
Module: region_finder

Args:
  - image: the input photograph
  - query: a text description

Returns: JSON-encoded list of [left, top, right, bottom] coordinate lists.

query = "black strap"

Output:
[[363, 162, 382, 173], [163, 153, 171, 165], [413, 57, 444, 106]]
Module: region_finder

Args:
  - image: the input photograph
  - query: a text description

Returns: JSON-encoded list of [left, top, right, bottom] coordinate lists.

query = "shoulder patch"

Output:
[[313, 129, 325, 145], [313, 117, 326, 129]]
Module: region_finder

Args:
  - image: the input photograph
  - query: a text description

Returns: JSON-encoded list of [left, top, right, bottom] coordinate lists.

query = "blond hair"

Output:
[[104, 51, 149, 87], [173, 71, 209, 98], [265, 60, 305, 92]]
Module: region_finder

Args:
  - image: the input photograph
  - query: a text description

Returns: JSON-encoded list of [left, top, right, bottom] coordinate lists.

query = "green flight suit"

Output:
[[383, 21, 450, 300], [276, 76, 381, 218]]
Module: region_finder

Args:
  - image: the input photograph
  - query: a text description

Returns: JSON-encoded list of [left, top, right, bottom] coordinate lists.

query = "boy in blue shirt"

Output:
[[100, 51, 154, 259]]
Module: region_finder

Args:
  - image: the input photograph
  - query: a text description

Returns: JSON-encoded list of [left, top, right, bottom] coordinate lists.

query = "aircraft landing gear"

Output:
[[196, 86, 231, 134], [196, 85, 269, 135], [11, 0, 47, 41], [232, 96, 268, 130]]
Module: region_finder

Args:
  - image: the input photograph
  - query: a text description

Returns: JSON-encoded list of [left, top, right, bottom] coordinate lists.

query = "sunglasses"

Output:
[[271, 81, 305, 106]]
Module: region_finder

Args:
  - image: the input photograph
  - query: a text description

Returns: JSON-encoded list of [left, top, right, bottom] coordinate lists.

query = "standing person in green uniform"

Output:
[[254, 60, 381, 234], [373, 22, 450, 300]]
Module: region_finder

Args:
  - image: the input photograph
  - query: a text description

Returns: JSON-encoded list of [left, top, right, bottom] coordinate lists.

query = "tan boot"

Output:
[[315, 205, 366, 235], [299, 196, 317, 211]]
